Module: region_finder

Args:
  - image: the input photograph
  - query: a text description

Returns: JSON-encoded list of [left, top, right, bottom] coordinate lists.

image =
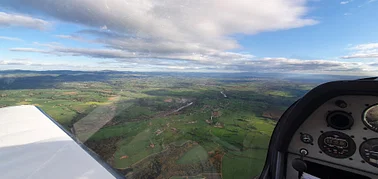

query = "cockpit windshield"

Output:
[[0, 0, 377, 178]]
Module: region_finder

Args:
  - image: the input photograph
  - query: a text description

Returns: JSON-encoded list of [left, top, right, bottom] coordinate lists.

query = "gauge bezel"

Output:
[[362, 104, 378, 133], [359, 138, 378, 168], [326, 111, 354, 130], [318, 131, 356, 159]]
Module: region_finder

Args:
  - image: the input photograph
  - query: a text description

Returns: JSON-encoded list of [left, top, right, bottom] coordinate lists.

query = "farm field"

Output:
[[0, 70, 315, 179]]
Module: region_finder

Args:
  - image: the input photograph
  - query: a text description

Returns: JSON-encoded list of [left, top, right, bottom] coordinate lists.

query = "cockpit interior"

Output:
[[260, 79, 378, 179]]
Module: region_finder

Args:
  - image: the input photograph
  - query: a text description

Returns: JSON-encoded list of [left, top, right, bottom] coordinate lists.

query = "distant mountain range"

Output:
[[0, 69, 369, 84]]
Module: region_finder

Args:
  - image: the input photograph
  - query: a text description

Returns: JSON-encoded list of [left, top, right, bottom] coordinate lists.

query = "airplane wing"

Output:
[[0, 105, 123, 179]]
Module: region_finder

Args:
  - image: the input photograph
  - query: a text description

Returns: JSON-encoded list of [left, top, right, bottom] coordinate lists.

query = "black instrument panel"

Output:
[[288, 95, 378, 174]]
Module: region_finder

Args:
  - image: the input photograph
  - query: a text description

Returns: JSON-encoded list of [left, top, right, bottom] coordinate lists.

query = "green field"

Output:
[[222, 149, 268, 179], [0, 70, 313, 179], [177, 145, 208, 164]]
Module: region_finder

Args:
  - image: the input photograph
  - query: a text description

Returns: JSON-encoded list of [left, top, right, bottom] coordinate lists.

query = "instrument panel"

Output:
[[288, 95, 378, 175]]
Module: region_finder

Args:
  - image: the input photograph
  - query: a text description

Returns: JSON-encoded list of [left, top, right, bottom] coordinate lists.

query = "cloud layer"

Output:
[[0, 0, 318, 63], [342, 43, 378, 59], [0, 36, 23, 41], [1, 0, 376, 75], [1, 55, 372, 75], [0, 12, 49, 30]]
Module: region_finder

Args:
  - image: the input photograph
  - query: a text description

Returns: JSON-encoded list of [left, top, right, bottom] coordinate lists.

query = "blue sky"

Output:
[[0, 0, 378, 75]]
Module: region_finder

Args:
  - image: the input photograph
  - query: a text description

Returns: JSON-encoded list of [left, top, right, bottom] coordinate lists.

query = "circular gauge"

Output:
[[360, 138, 378, 167], [326, 111, 354, 130], [363, 105, 378, 132], [318, 131, 356, 158]]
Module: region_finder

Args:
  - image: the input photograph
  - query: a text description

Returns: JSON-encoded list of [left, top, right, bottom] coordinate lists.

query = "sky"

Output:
[[1, 0, 378, 76]]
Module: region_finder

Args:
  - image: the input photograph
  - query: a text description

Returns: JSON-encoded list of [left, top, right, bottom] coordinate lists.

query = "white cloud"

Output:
[[55, 34, 85, 42], [238, 58, 367, 73], [342, 53, 378, 59], [351, 43, 378, 50], [0, 0, 317, 64], [0, 59, 32, 65], [0, 12, 49, 30], [102, 57, 378, 75], [358, 0, 376, 7], [1, 55, 376, 75], [0, 36, 23, 41], [2, 0, 317, 37], [340, 0, 354, 4], [4, 1, 370, 75], [100, 25, 107, 30], [0, 58, 103, 71], [342, 43, 378, 59], [8, 44, 253, 63], [10, 47, 50, 53]]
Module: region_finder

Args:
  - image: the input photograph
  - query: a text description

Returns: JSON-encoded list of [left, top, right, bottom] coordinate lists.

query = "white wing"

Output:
[[0, 105, 122, 179]]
